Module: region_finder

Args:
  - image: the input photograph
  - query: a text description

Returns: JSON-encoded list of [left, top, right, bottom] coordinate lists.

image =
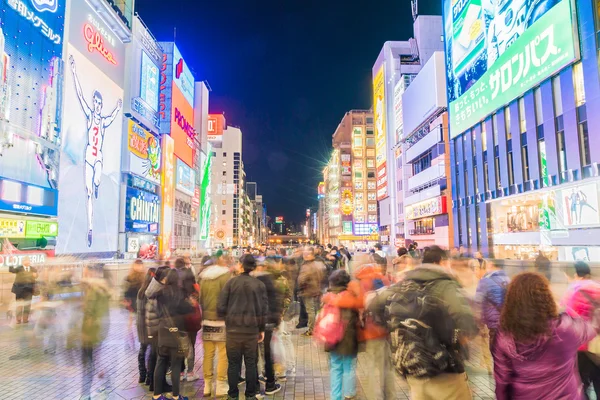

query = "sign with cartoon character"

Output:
[[127, 120, 161, 184]]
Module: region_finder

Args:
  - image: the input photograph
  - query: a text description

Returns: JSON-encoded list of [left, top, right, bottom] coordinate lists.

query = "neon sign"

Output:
[[174, 107, 195, 138], [83, 23, 117, 65]]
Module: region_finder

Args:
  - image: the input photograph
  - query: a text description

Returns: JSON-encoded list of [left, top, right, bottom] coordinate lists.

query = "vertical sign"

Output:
[[160, 135, 175, 256], [373, 66, 388, 200]]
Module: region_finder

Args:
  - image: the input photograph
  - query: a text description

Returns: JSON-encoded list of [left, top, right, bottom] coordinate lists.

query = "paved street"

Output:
[[0, 306, 496, 399]]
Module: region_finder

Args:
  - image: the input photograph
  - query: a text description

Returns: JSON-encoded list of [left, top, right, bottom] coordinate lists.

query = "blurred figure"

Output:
[[136, 268, 156, 384], [469, 252, 486, 280], [475, 259, 509, 372], [562, 261, 600, 398], [150, 269, 193, 400], [370, 245, 478, 400], [495, 272, 600, 400], [124, 259, 145, 347], [199, 255, 232, 397], [322, 270, 362, 400], [10, 257, 37, 324], [273, 258, 296, 377], [81, 265, 111, 400], [535, 250, 551, 282], [339, 245, 352, 270], [353, 263, 394, 400], [298, 247, 326, 336], [217, 254, 268, 400]]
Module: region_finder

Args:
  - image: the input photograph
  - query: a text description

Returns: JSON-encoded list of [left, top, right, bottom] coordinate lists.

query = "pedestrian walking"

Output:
[[562, 261, 600, 399], [149, 269, 193, 400], [217, 254, 268, 400], [198, 256, 232, 397], [494, 272, 600, 400], [124, 259, 145, 348], [10, 256, 38, 324], [136, 268, 156, 384], [535, 250, 552, 282], [297, 247, 326, 336]]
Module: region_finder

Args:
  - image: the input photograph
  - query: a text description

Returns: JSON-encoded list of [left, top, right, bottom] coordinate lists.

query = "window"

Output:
[[353, 128, 362, 135], [223, 152, 227, 157], [368, 192, 376, 201], [557, 127, 567, 173], [507, 152, 514, 186], [367, 181, 376, 190], [366, 159, 375, 168], [483, 160, 489, 192], [413, 150, 432, 175], [534, 87, 543, 124], [366, 129, 374, 135], [481, 121, 487, 151], [222, 220, 226, 226], [366, 117, 373, 124], [552, 76, 563, 116], [367, 171, 375, 178], [368, 214, 377, 223], [573, 62, 586, 107], [354, 149, 363, 157], [412, 218, 434, 235], [211, 152, 216, 157], [518, 97, 526, 133], [495, 156, 501, 188], [368, 204, 377, 212], [222, 171, 226, 176], [579, 120, 591, 166], [222, 210, 226, 215], [355, 215, 365, 223], [366, 138, 375, 147], [222, 200, 226, 205], [355, 193, 364, 201], [355, 182, 363, 190], [505, 106, 512, 140], [366, 149, 375, 157], [355, 171, 363, 178], [522, 145, 530, 181], [353, 138, 362, 147], [492, 113, 499, 145], [354, 160, 363, 169]]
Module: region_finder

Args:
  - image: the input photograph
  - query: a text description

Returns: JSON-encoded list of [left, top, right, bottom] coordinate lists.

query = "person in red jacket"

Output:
[[353, 263, 395, 400]]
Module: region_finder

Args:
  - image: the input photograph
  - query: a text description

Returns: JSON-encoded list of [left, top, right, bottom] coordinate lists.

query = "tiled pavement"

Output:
[[0, 306, 496, 399]]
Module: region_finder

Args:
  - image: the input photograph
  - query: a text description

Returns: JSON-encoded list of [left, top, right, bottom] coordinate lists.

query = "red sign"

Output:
[[83, 24, 117, 65], [207, 114, 225, 141]]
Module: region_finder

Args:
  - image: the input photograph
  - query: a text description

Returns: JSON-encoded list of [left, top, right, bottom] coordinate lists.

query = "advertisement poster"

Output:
[[0, 0, 66, 216], [140, 51, 160, 112], [564, 246, 600, 262], [56, 45, 124, 253], [160, 135, 175, 256], [443, 0, 578, 136], [125, 186, 160, 234], [176, 158, 195, 196], [171, 84, 195, 167], [128, 120, 161, 183], [559, 183, 600, 227], [373, 66, 388, 200]]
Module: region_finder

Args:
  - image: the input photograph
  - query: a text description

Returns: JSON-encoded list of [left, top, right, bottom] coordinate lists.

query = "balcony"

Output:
[[405, 126, 442, 163], [407, 164, 445, 191], [404, 184, 441, 206]]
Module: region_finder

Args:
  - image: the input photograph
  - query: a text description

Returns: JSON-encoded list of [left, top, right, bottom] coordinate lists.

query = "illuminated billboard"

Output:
[[275, 217, 284, 224], [317, 182, 325, 199], [199, 147, 212, 241], [0, 0, 66, 216], [57, 2, 125, 254], [444, 0, 579, 137], [140, 52, 160, 113], [127, 120, 161, 183], [208, 114, 226, 142], [172, 44, 195, 106], [160, 135, 175, 256], [373, 66, 388, 200], [176, 157, 196, 196]]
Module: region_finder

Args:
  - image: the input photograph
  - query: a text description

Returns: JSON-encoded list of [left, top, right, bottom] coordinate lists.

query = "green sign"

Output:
[[449, 0, 578, 137], [199, 146, 213, 241], [25, 221, 58, 238], [343, 221, 353, 235]]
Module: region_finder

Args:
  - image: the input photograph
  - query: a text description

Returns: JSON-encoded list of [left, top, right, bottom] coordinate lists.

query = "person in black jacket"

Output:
[[217, 254, 268, 400], [253, 258, 282, 395], [149, 269, 193, 400], [136, 268, 155, 384], [10, 257, 37, 324]]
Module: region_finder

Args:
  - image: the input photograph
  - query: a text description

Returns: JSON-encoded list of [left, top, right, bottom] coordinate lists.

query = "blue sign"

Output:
[[128, 174, 158, 194], [125, 187, 160, 234], [176, 158, 195, 196], [140, 51, 160, 112], [0, 178, 58, 217], [172, 44, 195, 106]]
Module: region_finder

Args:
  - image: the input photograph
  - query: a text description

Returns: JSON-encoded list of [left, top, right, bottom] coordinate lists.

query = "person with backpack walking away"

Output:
[[149, 269, 193, 400], [198, 257, 231, 397], [318, 270, 362, 400], [353, 263, 395, 400], [217, 254, 268, 400], [369, 245, 478, 400], [562, 261, 600, 399], [494, 272, 600, 400], [298, 247, 326, 337], [475, 259, 509, 370]]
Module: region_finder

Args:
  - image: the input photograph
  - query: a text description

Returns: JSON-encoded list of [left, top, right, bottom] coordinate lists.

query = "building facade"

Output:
[[446, 0, 600, 261]]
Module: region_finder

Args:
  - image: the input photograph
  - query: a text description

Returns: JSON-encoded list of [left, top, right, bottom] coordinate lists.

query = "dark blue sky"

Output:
[[136, 0, 441, 222]]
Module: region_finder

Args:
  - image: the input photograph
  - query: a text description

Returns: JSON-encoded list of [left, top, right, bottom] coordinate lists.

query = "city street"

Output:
[[0, 307, 496, 399]]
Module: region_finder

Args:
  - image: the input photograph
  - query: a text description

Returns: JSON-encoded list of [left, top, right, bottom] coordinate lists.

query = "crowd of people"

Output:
[[5, 243, 600, 400]]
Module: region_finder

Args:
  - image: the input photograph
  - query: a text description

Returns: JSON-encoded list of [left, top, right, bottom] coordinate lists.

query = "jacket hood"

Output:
[[200, 265, 230, 281], [252, 270, 272, 278], [404, 264, 454, 282], [500, 320, 558, 361], [145, 277, 163, 299], [355, 264, 384, 280]]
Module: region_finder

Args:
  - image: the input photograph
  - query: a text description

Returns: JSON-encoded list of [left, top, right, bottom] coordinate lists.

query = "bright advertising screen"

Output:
[[199, 148, 212, 241], [128, 120, 161, 183], [172, 44, 195, 106], [444, 0, 579, 137], [171, 84, 195, 167], [0, 0, 66, 216], [140, 51, 160, 112], [373, 66, 388, 200], [176, 158, 196, 196], [160, 135, 175, 257]]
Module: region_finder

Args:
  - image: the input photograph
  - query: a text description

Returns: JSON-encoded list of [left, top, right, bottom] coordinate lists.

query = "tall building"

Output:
[[323, 110, 379, 248], [372, 15, 444, 247], [209, 126, 245, 248], [445, 0, 599, 261]]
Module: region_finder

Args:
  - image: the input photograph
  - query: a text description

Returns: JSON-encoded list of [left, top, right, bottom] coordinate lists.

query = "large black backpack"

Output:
[[384, 278, 459, 378]]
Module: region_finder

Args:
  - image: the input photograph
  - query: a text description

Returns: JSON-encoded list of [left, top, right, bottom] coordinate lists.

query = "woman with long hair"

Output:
[[136, 268, 155, 385], [149, 269, 193, 400], [494, 272, 600, 399], [124, 259, 145, 347]]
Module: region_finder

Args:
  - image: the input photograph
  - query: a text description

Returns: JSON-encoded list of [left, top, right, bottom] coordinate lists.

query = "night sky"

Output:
[[136, 0, 441, 223]]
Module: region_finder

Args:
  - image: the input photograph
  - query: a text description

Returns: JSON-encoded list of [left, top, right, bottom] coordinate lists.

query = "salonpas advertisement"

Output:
[[444, 0, 579, 137]]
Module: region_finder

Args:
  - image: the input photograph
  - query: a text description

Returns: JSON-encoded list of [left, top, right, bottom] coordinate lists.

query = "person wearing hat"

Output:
[[562, 260, 600, 398], [217, 254, 268, 400]]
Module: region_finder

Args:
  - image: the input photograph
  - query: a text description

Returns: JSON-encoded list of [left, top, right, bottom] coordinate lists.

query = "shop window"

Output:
[[412, 218, 434, 235], [518, 97, 526, 133], [490, 198, 541, 234], [573, 62, 586, 107], [552, 76, 563, 116]]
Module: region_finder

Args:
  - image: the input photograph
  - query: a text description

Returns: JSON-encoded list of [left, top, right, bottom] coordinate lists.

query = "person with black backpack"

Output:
[[369, 245, 478, 400]]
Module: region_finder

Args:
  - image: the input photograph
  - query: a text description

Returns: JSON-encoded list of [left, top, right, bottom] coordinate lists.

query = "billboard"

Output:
[[0, 0, 66, 216], [373, 66, 388, 200], [160, 135, 175, 256], [0, 218, 25, 238], [199, 148, 212, 241], [207, 114, 226, 142], [558, 183, 600, 227], [127, 120, 161, 183], [444, 0, 579, 137], [275, 217, 284, 224], [176, 157, 195, 196], [125, 186, 160, 234], [140, 51, 160, 115], [171, 84, 195, 167], [57, 2, 125, 253], [172, 44, 195, 106], [25, 220, 58, 239]]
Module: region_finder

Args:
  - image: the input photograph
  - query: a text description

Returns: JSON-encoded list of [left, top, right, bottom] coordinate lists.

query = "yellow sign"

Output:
[[338, 234, 379, 241], [373, 65, 388, 200], [159, 135, 175, 257], [0, 219, 25, 238], [341, 189, 354, 215]]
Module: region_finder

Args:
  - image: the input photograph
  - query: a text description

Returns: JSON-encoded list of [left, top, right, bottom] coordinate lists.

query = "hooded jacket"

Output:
[[353, 264, 389, 341], [199, 265, 231, 321], [494, 313, 598, 400], [322, 285, 362, 356], [217, 272, 268, 334], [298, 259, 325, 298], [562, 279, 600, 351], [253, 270, 282, 326], [144, 277, 163, 338], [475, 270, 510, 329]]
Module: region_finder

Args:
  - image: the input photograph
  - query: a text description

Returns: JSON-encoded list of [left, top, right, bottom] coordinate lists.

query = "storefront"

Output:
[[0, 217, 58, 267], [123, 174, 160, 259], [405, 195, 449, 248]]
